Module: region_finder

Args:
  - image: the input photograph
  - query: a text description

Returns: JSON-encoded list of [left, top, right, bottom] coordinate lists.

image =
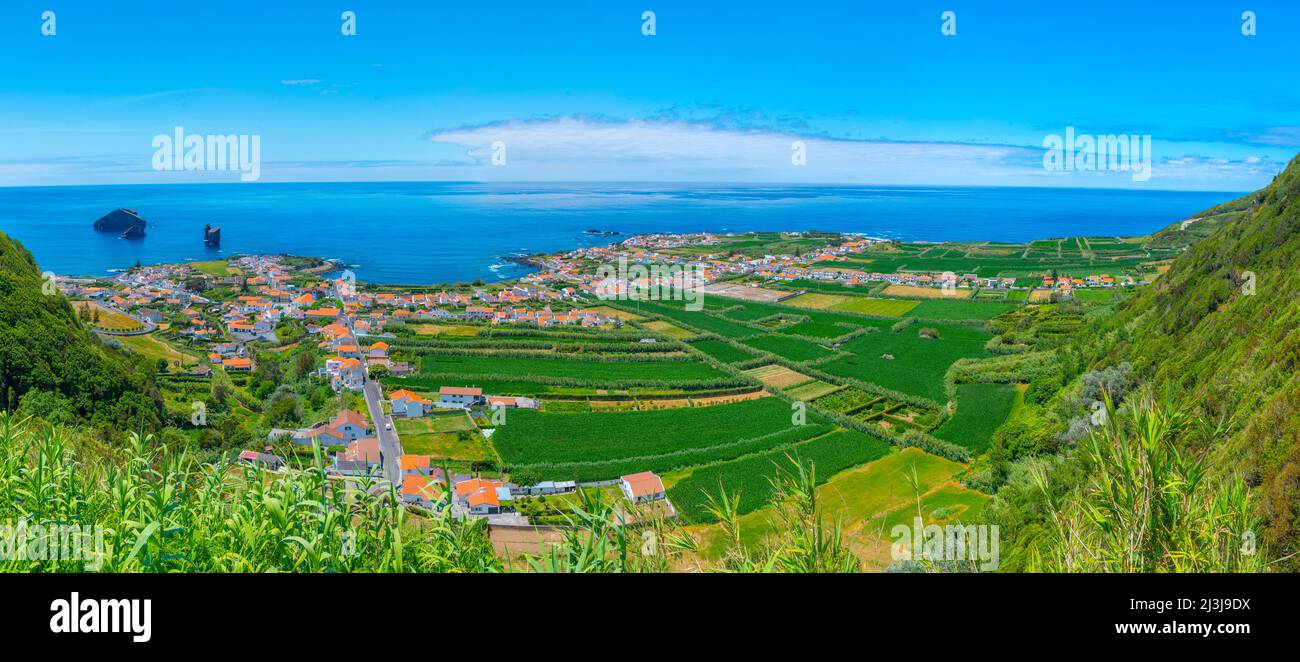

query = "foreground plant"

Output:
[[1030, 393, 1265, 572]]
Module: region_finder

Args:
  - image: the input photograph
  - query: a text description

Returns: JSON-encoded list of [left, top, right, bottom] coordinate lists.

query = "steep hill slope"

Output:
[[1101, 155, 1300, 563], [0, 231, 154, 428]]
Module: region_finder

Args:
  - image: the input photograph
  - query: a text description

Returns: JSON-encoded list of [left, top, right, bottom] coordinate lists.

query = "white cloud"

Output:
[[424, 117, 1282, 189]]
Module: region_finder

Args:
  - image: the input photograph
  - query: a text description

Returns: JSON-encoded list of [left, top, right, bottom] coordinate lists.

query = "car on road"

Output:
[[385, 423, 392, 431]]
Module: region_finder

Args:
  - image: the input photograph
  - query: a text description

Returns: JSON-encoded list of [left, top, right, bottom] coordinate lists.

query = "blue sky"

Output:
[[1, 0, 1296, 189]]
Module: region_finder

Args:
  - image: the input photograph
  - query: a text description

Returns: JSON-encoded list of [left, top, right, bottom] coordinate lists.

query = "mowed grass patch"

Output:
[[116, 333, 199, 366], [909, 298, 1019, 320], [783, 292, 849, 309], [690, 339, 758, 364], [818, 323, 991, 402], [409, 323, 482, 336], [742, 364, 813, 388], [400, 431, 491, 461], [881, 284, 973, 299], [932, 383, 1019, 454], [785, 380, 842, 400], [492, 398, 832, 480], [73, 301, 142, 331], [669, 429, 891, 522], [587, 305, 643, 321], [689, 447, 963, 562], [643, 319, 696, 339], [830, 297, 919, 317], [418, 354, 729, 384]]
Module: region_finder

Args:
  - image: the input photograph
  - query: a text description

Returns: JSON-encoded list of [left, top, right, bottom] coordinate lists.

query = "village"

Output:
[[51, 231, 1145, 528]]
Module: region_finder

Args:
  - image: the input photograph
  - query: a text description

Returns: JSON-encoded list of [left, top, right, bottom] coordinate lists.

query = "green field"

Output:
[[932, 383, 1019, 453], [689, 338, 759, 364], [909, 298, 1021, 320], [417, 353, 730, 385], [817, 323, 991, 402], [492, 398, 833, 480], [668, 429, 892, 522], [740, 334, 837, 362]]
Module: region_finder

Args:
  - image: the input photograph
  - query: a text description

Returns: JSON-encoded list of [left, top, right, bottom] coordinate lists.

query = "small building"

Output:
[[454, 477, 510, 515], [620, 471, 666, 504], [223, 357, 253, 371], [238, 450, 282, 471], [438, 386, 484, 409], [390, 389, 434, 418], [329, 410, 371, 441], [401, 474, 445, 508], [400, 454, 432, 476]]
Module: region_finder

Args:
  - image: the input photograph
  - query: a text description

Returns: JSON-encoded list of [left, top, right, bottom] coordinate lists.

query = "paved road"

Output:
[[90, 303, 158, 336], [362, 378, 403, 487]]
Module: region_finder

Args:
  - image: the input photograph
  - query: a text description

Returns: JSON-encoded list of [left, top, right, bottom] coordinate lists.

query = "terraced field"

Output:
[[417, 354, 732, 385], [492, 397, 834, 481], [668, 429, 892, 521], [742, 364, 813, 388], [817, 323, 991, 402], [933, 383, 1020, 453]]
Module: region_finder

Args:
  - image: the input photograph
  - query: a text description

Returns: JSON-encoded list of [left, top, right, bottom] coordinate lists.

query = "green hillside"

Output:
[[0, 231, 155, 429], [1095, 156, 1300, 564]]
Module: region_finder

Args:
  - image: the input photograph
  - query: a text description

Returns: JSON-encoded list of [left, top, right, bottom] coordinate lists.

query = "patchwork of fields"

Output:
[[492, 397, 835, 481]]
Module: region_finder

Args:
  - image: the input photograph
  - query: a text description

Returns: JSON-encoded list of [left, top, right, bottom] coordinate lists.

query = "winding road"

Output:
[[362, 378, 403, 487]]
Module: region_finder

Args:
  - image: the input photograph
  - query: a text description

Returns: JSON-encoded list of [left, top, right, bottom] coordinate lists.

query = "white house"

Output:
[[438, 386, 483, 409], [620, 471, 666, 504]]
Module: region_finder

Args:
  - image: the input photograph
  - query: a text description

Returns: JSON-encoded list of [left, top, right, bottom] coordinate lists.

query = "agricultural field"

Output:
[[416, 353, 731, 385], [668, 429, 892, 522], [586, 305, 643, 321], [187, 259, 231, 276], [908, 298, 1021, 320], [740, 333, 836, 362], [817, 323, 992, 403], [643, 319, 696, 339], [689, 338, 758, 364], [812, 238, 1170, 281], [72, 301, 143, 331], [785, 292, 920, 317], [492, 397, 835, 481], [115, 333, 200, 367], [880, 284, 973, 299], [399, 430, 492, 462], [742, 364, 813, 388], [932, 383, 1020, 453], [811, 386, 940, 431], [785, 380, 841, 401], [689, 448, 987, 569], [408, 323, 482, 336]]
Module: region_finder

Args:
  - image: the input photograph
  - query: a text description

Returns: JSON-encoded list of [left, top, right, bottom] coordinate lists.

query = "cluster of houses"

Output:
[[1044, 273, 1131, 291]]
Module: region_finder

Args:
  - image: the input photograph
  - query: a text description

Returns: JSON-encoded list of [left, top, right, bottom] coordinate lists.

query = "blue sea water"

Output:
[[0, 182, 1237, 284]]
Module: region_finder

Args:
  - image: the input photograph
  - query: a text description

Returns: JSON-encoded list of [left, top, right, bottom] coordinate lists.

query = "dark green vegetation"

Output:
[[813, 236, 1171, 280], [0, 231, 155, 432], [983, 156, 1300, 572], [933, 383, 1018, 453], [491, 397, 834, 481], [668, 429, 891, 522], [818, 323, 991, 403], [1088, 157, 1300, 566], [417, 353, 733, 386]]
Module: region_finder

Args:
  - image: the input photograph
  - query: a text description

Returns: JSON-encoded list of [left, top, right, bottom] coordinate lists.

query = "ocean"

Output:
[[0, 182, 1236, 284]]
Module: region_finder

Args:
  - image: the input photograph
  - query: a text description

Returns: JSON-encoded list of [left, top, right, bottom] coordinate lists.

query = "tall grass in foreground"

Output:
[[0, 413, 499, 572], [1030, 393, 1266, 572], [0, 413, 860, 573]]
